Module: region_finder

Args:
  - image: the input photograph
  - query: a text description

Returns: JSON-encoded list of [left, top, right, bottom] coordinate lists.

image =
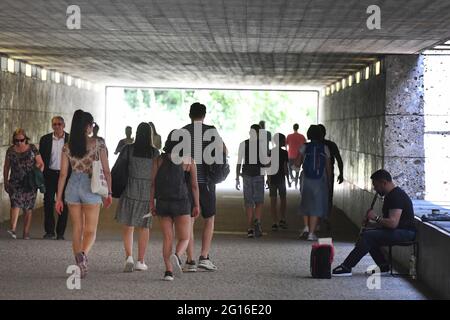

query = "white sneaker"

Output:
[[124, 256, 134, 272], [198, 256, 218, 271], [135, 261, 148, 271], [170, 254, 182, 276], [299, 227, 309, 239], [7, 230, 17, 239], [307, 233, 318, 241], [163, 271, 174, 281], [182, 260, 197, 272]]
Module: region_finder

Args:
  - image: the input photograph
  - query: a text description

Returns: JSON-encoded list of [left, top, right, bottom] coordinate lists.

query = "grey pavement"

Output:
[[0, 188, 432, 300]]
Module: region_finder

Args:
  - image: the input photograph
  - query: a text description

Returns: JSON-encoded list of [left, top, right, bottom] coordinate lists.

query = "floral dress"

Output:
[[6, 144, 40, 209]]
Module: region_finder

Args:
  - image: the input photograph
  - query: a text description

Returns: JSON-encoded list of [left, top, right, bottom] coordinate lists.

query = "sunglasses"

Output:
[[52, 122, 63, 126], [14, 138, 26, 143]]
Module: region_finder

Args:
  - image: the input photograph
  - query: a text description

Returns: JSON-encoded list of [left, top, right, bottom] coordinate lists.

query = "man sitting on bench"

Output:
[[332, 169, 417, 277]]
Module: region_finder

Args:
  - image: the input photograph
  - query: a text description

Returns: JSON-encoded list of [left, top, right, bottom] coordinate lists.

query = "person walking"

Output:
[[150, 130, 200, 281], [268, 133, 291, 231], [236, 124, 266, 238], [286, 124, 306, 189], [55, 110, 112, 279], [182, 102, 226, 272], [114, 126, 134, 155], [115, 122, 159, 272], [39, 116, 70, 240], [295, 125, 332, 241], [3, 128, 44, 239]]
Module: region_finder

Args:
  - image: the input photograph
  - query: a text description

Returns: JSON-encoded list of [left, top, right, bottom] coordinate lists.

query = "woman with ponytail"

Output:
[[55, 109, 112, 278]]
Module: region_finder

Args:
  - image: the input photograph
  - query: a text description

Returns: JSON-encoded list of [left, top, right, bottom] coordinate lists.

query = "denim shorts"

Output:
[[65, 172, 102, 205], [243, 175, 265, 208]]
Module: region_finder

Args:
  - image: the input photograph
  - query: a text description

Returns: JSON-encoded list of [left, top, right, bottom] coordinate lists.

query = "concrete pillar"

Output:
[[384, 55, 425, 199]]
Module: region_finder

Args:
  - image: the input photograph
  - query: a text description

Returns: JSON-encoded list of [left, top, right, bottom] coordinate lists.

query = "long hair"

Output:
[[133, 122, 154, 158], [11, 128, 30, 145], [149, 122, 158, 136], [68, 109, 94, 158]]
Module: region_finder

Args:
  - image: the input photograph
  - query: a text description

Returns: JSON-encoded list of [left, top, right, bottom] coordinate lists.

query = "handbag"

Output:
[[91, 139, 109, 197], [111, 144, 131, 198], [25, 167, 46, 193]]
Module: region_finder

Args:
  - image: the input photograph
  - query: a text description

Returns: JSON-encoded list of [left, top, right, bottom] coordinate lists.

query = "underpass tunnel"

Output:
[[1, 0, 450, 299]]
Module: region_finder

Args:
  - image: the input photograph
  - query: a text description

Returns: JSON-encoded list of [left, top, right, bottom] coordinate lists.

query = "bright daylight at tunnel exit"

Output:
[[0, 0, 450, 310]]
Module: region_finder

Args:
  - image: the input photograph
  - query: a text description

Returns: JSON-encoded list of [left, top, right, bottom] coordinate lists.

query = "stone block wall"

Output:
[[319, 68, 386, 226], [384, 55, 425, 199], [0, 71, 104, 222]]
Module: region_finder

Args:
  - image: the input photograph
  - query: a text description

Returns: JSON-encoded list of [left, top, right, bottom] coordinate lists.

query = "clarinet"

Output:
[[357, 193, 378, 239]]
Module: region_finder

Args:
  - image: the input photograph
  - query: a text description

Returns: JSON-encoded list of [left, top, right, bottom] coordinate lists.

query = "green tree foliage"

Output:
[[154, 90, 182, 111], [124, 89, 139, 109]]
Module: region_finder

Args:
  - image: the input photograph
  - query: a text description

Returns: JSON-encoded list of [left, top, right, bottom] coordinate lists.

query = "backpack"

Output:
[[310, 243, 334, 279], [111, 145, 131, 198], [155, 155, 189, 201], [302, 142, 326, 179], [205, 153, 230, 184]]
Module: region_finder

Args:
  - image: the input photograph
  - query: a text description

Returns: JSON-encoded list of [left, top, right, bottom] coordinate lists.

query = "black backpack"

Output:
[[111, 145, 131, 198], [310, 244, 334, 279], [155, 155, 189, 201], [205, 153, 230, 184]]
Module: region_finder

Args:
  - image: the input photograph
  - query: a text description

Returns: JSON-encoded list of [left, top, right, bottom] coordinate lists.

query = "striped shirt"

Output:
[[182, 122, 222, 184]]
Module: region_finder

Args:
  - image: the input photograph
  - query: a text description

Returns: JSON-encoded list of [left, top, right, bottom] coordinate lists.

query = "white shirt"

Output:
[[49, 133, 65, 170]]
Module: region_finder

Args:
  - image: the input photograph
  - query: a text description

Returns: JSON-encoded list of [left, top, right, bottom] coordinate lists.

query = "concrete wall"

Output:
[[384, 55, 425, 200], [0, 71, 104, 222], [320, 54, 450, 299], [319, 64, 386, 226]]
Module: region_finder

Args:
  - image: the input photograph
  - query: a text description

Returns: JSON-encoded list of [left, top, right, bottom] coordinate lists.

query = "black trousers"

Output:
[[44, 169, 68, 236]]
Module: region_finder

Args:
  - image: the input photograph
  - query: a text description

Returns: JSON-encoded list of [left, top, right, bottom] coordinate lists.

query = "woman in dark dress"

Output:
[[3, 128, 44, 239]]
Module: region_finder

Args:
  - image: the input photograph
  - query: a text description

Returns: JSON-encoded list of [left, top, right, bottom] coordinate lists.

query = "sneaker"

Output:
[[247, 229, 255, 238], [279, 220, 288, 230], [332, 264, 353, 277], [43, 233, 55, 240], [135, 261, 148, 271], [124, 256, 134, 272], [254, 220, 262, 238], [7, 230, 17, 239], [198, 256, 217, 271], [170, 253, 183, 276], [299, 227, 309, 239], [75, 252, 88, 279], [183, 260, 197, 272], [307, 233, 318, 241], [23, 234, 30, 240], [365, 265, 390, 276], [271, 224, 279, 231], [56, 235, 65, 240], [163, 271, 174, 281]]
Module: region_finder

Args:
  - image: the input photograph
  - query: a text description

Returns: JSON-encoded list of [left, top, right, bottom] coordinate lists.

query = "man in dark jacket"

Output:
[[39, 116, 70, 240]]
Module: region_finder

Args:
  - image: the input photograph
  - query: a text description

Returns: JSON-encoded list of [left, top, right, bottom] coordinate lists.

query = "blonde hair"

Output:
[[12, 128, 30, 144]]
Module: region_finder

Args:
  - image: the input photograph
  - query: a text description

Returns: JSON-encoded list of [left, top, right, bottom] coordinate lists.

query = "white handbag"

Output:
[[91, 140, 109, 197]]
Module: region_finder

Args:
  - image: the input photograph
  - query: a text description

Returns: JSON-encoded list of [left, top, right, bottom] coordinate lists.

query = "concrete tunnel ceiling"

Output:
[[1, 0, 450, 88]]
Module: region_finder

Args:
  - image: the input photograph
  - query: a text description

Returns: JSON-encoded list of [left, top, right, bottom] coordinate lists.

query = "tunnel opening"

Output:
[[104, 86, 319, 189]]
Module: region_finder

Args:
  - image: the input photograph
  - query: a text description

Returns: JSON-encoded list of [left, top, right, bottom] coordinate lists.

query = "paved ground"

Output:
[[0, 189, 433, 300]]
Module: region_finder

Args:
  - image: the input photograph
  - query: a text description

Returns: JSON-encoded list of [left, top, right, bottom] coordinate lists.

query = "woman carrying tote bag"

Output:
[[55, 110, 112, 279]]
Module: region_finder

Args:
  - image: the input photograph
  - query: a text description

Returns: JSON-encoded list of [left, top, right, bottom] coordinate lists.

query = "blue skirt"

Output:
[[298, 172, 329, 217]]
